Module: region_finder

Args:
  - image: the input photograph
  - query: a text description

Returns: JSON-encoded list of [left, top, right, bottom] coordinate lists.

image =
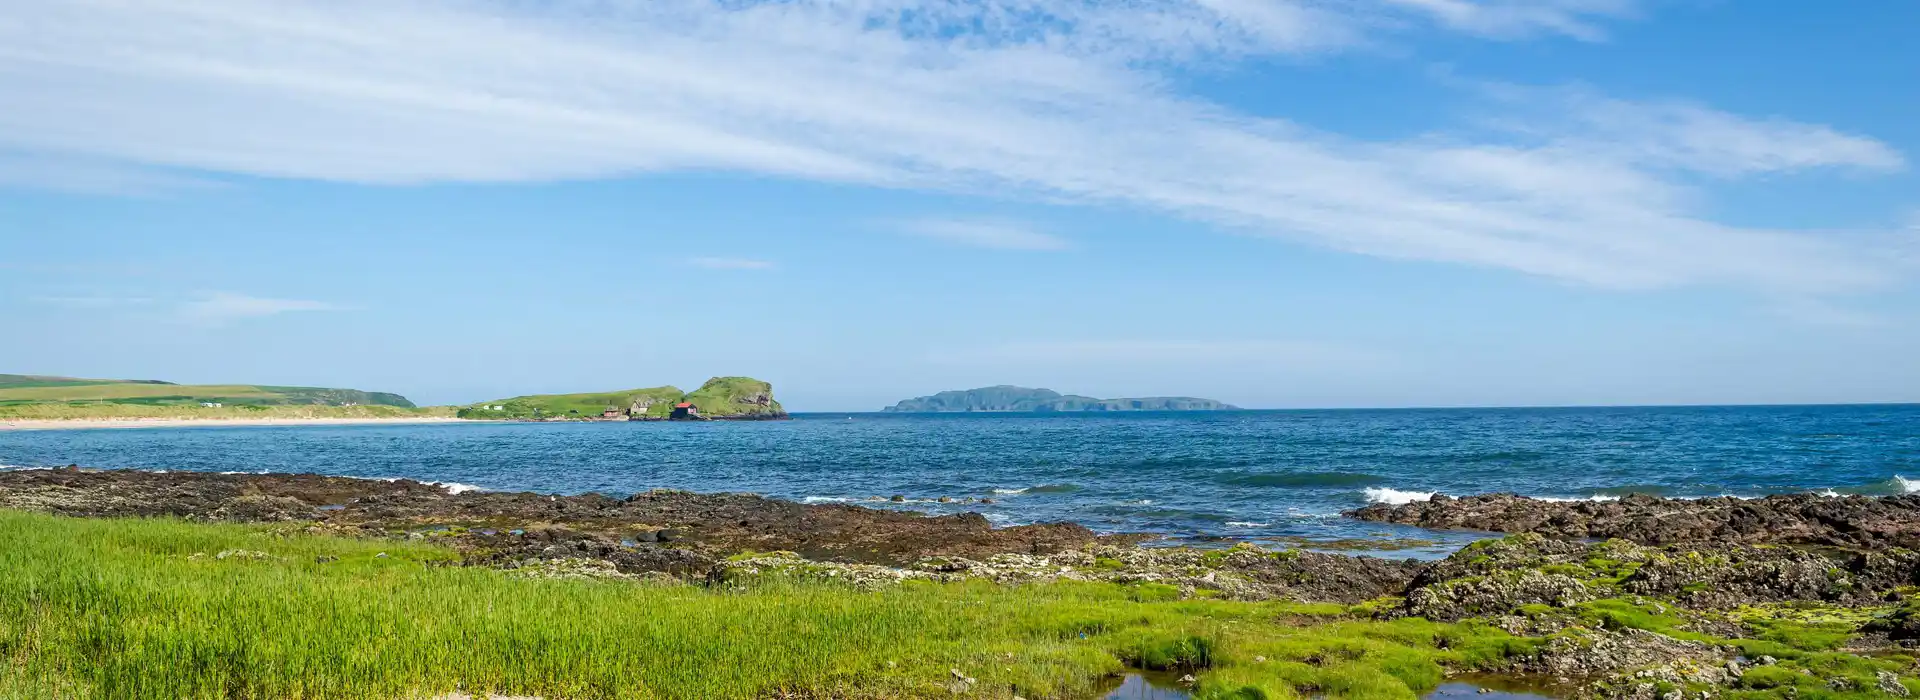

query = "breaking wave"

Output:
[[1362, 487, 1435, 505]]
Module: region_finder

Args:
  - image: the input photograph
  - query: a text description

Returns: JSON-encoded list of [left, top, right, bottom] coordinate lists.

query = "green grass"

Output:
[[0, 511, 1533, 700], [0, 404, 455, 421], [459, 378, 784, 420], [0, 374, 166, 390], [457, 387, 685, 420], [0, 376, 417, 410], [678, 377, 784, 418]]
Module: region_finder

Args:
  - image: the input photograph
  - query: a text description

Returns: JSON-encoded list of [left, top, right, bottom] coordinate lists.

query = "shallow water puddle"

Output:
[[1100, 674, 1191, 699], [1424, 681, 1557, 699]]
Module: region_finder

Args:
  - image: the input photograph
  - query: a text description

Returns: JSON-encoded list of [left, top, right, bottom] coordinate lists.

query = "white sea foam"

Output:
[[1131, 499, 1155, 505], [1896, 476, 1920, 493], [991, 488, 1029, 495], [1362, 487, 1434, 505], [328, 474, 489, 495], [801, 496, 856, 504], [1225, 521, 1270, 528]]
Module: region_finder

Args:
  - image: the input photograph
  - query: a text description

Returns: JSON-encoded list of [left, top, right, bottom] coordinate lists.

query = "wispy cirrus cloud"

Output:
[[895, 218, 1072, 251], [687, 257, 777, 270], [1380, 0, 1639, 41], [0, 0, 1907, 301], [176, 293, 344, 326]]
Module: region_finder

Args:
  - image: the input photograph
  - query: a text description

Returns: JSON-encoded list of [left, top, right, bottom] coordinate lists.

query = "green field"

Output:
[[0, 374, 418, 411], [0, 403, 456, 421]]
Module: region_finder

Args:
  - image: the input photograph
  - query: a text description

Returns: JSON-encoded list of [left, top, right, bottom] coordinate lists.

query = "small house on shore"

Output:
[[669, 402, 700, 420], [601, 406, 624, 419]]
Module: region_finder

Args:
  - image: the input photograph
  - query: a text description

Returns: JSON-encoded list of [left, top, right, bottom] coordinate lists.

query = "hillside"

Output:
[[0, 374, 417, 409], [883, 385, 1237, 412], [460, 377, 786, 421]]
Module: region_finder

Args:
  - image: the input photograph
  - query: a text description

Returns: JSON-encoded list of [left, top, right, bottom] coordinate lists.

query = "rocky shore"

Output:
[[11, 468, 1920, 698], [1346, 491, 1920, 549]]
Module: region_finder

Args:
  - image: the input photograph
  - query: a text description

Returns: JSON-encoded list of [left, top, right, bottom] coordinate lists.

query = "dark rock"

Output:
[[0, 468, 1109, 566], [1346, 492, 1920, 549]]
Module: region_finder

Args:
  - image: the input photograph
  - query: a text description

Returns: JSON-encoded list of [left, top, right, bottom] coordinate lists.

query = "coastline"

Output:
[[7, 467, 1920, 698], [0, 416, 475, 432]]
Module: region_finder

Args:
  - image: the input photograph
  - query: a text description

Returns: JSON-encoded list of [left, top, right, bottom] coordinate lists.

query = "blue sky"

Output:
[[2, 0, 1917, 410]]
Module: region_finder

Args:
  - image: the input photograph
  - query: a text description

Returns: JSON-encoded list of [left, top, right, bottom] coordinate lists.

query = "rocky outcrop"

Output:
[[1395, 533, 1920, 617], [1346, 492, 1920, 550], [678, 377, 788, 420], [0, 467, 1085, 566]]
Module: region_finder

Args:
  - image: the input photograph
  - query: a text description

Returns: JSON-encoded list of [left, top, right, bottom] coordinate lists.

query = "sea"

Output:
[[3, 405, 1917, 556]]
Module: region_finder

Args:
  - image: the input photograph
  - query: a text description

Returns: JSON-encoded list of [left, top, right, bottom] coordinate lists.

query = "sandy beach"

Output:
[[0, 416, 473, 432]]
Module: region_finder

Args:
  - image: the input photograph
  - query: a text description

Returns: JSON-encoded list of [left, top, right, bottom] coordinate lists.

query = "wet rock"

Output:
[[1347, 492, 1920, 550]]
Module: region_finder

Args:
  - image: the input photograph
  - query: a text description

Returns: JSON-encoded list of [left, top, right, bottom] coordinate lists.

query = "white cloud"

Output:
[[1380, 0, 1638, 40], [1479, 86, 1907, 176], [176, 293, 342, 325], [687, 257, 777, 270], [896, 218, 1071, 250], [0, 0, 1906, 297]]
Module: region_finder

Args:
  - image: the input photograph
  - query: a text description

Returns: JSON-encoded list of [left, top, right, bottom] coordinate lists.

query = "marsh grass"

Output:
[[0, 511, 1538, 700]]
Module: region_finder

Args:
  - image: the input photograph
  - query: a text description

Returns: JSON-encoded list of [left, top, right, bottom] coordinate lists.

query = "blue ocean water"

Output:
[[3, 406, 1917, 552]]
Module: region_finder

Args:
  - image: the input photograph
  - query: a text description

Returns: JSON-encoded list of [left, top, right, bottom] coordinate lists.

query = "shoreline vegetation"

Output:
[[0, 372, 794, 426], [6, 469, 1920, 698]]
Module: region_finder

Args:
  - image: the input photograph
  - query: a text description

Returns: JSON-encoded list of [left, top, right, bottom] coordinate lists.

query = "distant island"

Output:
[[458, 376, 787, 421], [882, 385, 1238, 412]]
